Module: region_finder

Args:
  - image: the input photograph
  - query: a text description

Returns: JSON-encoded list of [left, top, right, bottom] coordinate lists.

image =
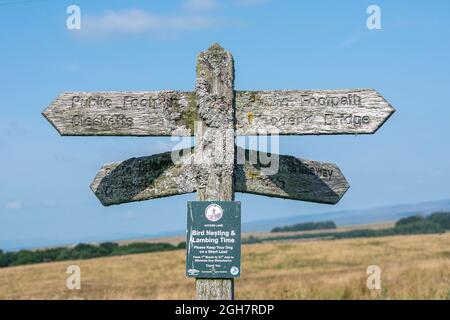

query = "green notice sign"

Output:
[[186, 201, 241, 279]]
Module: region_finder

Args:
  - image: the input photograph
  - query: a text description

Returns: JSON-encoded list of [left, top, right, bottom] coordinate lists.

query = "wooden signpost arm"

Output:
[[42, 91, 196, 136], [235, 148, 349, 204], [43, 91, 394, 137], [90, 149, 196, 206], [194, 44, 236, 300], [235, 89, 395, 135]]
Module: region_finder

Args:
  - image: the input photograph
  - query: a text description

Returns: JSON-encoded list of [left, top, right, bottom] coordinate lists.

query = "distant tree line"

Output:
[[245, 212, 450, 244], [271, 221, 336, 233], [1, 212, 449, 268], [0, 241, 186, 268]]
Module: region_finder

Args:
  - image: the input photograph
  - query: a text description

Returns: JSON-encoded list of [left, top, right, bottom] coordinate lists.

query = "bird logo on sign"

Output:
[[205, 204, 223, 222]]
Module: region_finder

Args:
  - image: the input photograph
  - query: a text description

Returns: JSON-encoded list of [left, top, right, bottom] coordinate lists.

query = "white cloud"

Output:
[[0, 121, 29, 136], [233, 0, 268, 6], [40, 200, 57, 208], [338, 31, 363, 48], [80, 8, 219, 38], [182, 0, 267, 10], [5, 200, 22, 210], [76, 1, 269, 38], [123, 210, 137, 220], [183, 0, 219, 11]]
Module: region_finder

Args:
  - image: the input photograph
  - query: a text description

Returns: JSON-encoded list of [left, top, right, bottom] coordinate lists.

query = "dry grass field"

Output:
[[0, 232, 449, 300]]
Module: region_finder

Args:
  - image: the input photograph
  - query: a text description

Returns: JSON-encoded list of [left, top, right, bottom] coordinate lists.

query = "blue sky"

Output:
[[1, 0, 449, 250]]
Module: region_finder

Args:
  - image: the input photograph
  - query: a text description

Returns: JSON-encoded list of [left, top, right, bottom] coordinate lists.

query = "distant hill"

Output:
[[242, 199, 450, 232], [2, 212, 449, 269], [271, 221, 336, 233], [3, 199, 450, 251]]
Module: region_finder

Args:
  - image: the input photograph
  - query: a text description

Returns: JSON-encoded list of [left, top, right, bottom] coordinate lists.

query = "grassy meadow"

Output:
[[0, 232, 449, 300]]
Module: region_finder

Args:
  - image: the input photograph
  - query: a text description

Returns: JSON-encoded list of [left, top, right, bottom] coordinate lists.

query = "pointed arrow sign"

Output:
[[91, 148, 349, 206], [42, 91, 197, 136], [235, 148, 349, 204], [235, 89, 395, 135], [90, 148, 195, 206], [43, 89, 394, 136]]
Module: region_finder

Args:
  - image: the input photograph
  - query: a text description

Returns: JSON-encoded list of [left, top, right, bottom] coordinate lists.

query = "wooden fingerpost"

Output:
[[194, 44, 236, 300], [43, 42, 396, 301]]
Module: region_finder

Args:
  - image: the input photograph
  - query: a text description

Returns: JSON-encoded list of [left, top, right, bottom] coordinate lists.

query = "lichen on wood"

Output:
[[194, 43, 236, 300]]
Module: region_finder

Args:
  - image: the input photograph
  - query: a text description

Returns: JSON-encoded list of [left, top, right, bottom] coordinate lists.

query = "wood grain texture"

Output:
[[90, 148, 195, 206], [194, 44, 235, 300], [196, 279, 234, 301], [42, 91, 197, 136], [235, 148, 349, 204], [90, 147, 348, 206], [235, 89, 395, 135], [43, 89, 394, 137]]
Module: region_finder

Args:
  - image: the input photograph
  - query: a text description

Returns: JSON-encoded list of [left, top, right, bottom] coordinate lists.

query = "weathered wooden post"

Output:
[[194, 44, 236, 300]]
